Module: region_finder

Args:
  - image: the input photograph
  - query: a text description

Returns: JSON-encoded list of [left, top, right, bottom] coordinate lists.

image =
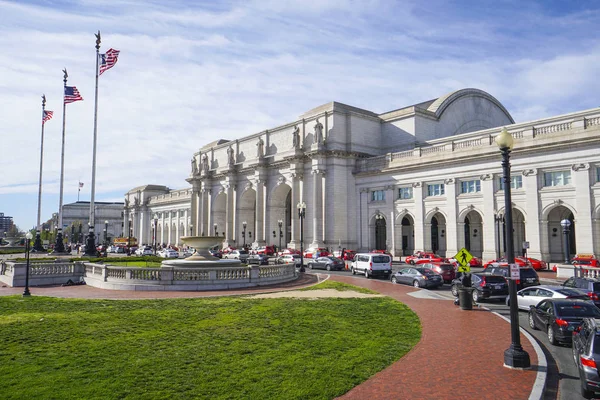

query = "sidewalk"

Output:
[[0, 273, 544, 399]]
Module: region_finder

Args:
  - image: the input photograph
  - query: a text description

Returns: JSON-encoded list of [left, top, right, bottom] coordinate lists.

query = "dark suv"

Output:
[[485, 266, 539, 289], [450, 273, 508, 303], [572, 317, 600, 398], [562, 277, 600, 308]]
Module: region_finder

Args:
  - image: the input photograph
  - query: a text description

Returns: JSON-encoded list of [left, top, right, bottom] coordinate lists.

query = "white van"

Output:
[[352, 253, 392, 279]]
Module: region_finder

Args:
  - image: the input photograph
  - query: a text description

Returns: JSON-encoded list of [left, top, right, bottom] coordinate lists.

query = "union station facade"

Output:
[[124, 88, 600, 262]]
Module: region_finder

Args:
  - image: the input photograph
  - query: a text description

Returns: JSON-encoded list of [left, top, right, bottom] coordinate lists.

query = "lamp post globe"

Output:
[[496, 127, 530, 369], [23, 232, 34, 297], [560, 219, 572, 265]]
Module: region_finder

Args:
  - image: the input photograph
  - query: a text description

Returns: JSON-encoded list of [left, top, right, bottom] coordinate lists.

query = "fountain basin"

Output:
[[162, 236, 241, 268]]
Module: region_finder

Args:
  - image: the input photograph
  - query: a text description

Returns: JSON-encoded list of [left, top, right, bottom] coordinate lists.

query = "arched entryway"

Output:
[[374, 215, 387, 250], [238, 188, 256, 248], [546, 205, 576, 262], [426, 212, 447, 256], [461, 210, 483, 258], [212, 192, 227, 242], [268, 183, 292, 251], [496, 208, 527, 259], [396, 215, 415, 256]]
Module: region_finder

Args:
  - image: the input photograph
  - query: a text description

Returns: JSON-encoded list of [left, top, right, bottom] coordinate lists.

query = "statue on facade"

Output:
[[256, 136, 264, 158], [292, 125, 300, 149], [191, 156, 198, 174], [227, 145, 235, 166], [201, 153, 209, 174], [314, 118, 323, 144]]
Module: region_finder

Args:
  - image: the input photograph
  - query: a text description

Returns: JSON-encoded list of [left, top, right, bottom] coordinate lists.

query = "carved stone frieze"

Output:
[[572, 163, 590, 171], [412, 182, 422, 188], [522, 168, 538, 176]]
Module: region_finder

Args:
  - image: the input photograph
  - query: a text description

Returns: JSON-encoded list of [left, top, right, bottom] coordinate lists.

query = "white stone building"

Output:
[[125, 88, 600, 262], [60, 201, 125, 244]]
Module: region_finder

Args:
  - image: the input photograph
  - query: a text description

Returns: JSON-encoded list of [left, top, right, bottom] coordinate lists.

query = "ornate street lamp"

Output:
[[242, 221, 247, 248], [128, 219, 133, 255], [214, 223, 218, 236], [297, 201, 306, 272], [278, 219, 283, 252], [189, 223, 193, 236], [23, 232, 33, 297], [561, 219, 572, 265], [104, 220, 109, 246], [84, 222, 96, 257], [495, 127, 530, 369]]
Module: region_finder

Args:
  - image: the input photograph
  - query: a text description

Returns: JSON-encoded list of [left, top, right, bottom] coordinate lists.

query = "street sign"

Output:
[[454, 248, 473, 273], [510, 263, 520, 280]]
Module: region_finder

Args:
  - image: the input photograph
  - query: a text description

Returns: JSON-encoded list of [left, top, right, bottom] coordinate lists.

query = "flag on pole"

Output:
[[64, 86, 83, 104], [42, 110, 53, 124], [99, 48, 120, 76], [79, 182, 84, 188]]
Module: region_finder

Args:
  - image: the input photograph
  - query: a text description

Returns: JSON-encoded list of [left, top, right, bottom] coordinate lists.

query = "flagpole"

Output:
[[53, 69, 68, 253], [33, 95, 47, 252], [85, 31, 101, 256]]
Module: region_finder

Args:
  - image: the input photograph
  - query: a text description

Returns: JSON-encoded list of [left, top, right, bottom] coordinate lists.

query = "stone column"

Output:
[[480, 174, 497, 260], [444, 179, 458, 256], [190, 182, 199, 236], [199, 187, 208, 236], [412, 182, 425, 251], [289, 172, 302, 247], [522, 169, 542, 260], [358, 188, 368, 251], [253, 178, 266, 247], [573, 163, 594, 253], [310, 169, 325, 248], [225, 183, 235, 247]]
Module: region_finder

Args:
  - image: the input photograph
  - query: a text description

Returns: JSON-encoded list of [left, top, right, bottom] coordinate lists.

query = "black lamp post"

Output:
[[242, 221, 247, 248], [278, 219, 283, 252], [23, 232, 33, 297], [128, 219, 132, 255], [104, 220, 109, 245], [214, 223, 218, 236], [496, 127, 530, 369], [33, 227, 44, 252], [494, 214, 504, 260], [297, 201, 306, 272], [84, 222, 97, 257], [561, 219, 572, 265], [189, 223, 193, 236]]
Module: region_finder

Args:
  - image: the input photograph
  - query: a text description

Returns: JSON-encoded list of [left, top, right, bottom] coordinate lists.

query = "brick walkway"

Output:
[[0, 273, 542, 399]]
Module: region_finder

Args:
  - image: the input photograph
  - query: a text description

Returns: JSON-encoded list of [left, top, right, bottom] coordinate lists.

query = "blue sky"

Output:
[[1, 0, 599, 232]]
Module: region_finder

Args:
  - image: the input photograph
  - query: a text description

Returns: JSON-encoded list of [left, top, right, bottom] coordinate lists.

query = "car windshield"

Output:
[[556, 304, 600, 317], [592, 282, 600, 292], [239, 250, 248, 254]]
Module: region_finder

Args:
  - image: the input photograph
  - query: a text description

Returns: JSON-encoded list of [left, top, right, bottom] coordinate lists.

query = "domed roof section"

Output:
[[427, 88, 514, 124]]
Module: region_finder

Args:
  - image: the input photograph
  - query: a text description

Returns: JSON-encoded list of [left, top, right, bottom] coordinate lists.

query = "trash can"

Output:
[[458, 288, 473, 310]]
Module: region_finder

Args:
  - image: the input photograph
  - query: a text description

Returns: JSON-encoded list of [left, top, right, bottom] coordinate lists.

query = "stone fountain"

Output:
[[161, 236, 241, 267]]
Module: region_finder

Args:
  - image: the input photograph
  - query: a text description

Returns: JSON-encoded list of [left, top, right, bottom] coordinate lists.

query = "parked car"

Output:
[[278, 248, 301, 256], [483, 256, 531, 269], [450, 273, 509, 302], [209, 249, 222, 258], [351, 253, 392, 279], [180, 248, 194, 258], [332, 249, 356, 261], [278, 254, 302, 266], [256, 245, 276, 256], [525, 257, 547, 271], [114, 246, 125, 254], [224, 249, 249, 262], [390, 267, 443, 289], [304, 248, 330, 259], [572, 254, 600, 268], [421, 262, 456, 284], [528, 299, 600, 345], [562, 277, 600, 308], [136, 246, 153, 256], [485, 265, 540, 290], [507, 285, 590, 311], [571, 317, 600, 399], [307, 256, 345, 271], [405, 252, 444, 265], [247, 253, 269, 265], [158, 248, 179, 258]]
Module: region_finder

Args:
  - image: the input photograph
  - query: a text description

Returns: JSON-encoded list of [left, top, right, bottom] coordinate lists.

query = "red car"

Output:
[[405, 252, 444, 265], [423, 262, 456, 284], [304, 248, 330, 259], [572, 254, 600, 267], [483, 257, 529, 269], [525, 257, 547, 271], [278, 248, 301, 256], [257, 245, 276, 256]]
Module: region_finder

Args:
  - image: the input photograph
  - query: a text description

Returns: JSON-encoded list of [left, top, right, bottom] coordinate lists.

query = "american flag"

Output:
[[64, 86, 83, 104], [99, 48, 120, 76], [78, 182, 84, 188], [42, 110, 53, 124]]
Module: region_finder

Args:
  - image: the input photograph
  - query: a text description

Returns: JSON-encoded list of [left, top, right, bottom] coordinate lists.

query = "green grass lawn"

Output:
[[0, 283, 420, 400], [107, 260, 163, 268]]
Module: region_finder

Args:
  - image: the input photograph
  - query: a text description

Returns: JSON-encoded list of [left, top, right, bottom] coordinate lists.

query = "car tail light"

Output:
[[555, 319, 569, 327], [588, 292, 599, 301], [581, 355, 597, 369], [480, 277, 486, 287]]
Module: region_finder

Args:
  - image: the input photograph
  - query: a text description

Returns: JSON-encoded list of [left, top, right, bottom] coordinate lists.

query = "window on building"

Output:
[[398, 187, 413, 199], [497, 176, 523, 190], [460, 180, 481, 194], [371, 190, 385, 202], [597, 166, 600, 183], [427, 183, 445, 197], [543, 171, 571, 187]]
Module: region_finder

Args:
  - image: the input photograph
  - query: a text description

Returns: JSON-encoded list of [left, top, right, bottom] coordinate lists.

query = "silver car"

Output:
[[307, 256, 345, 271], [507, 285, 590, 311], [391, 267, 443, 289]]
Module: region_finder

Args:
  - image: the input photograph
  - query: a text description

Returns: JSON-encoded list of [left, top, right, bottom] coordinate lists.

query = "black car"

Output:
[[562, 277, 600, 308], [572, 317, 600, 399], [450, 273, 508, 303], [247, 254, 269, 265], [485, 265, 539, 289], [528, 299, 600, 345]]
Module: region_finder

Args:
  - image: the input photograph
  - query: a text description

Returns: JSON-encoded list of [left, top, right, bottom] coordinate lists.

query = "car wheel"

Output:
[[472, 290, 480, 303], [326, 265, 331, 271], [391, 276, 397, 284], [528, 313, 537, 330], [547, 325, 557, 345], [308, 263, 313, 269], [451, 285, 458, 297], [581, 385, 594, 399], [413, 280, 420, 288], [351, 267, 356, 275], [410, 260, 415, 265], [365, 270, 370, 278]]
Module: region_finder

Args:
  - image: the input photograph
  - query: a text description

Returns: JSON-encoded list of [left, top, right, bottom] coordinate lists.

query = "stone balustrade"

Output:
[[0, 260, 297, 291], [555, 264, 600, 279]]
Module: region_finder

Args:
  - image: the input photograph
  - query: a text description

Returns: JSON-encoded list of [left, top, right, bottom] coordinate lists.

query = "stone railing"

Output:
[[1, 260, 298, 291], [355, 109, 600, 173], [554, 264, 600, 279]]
